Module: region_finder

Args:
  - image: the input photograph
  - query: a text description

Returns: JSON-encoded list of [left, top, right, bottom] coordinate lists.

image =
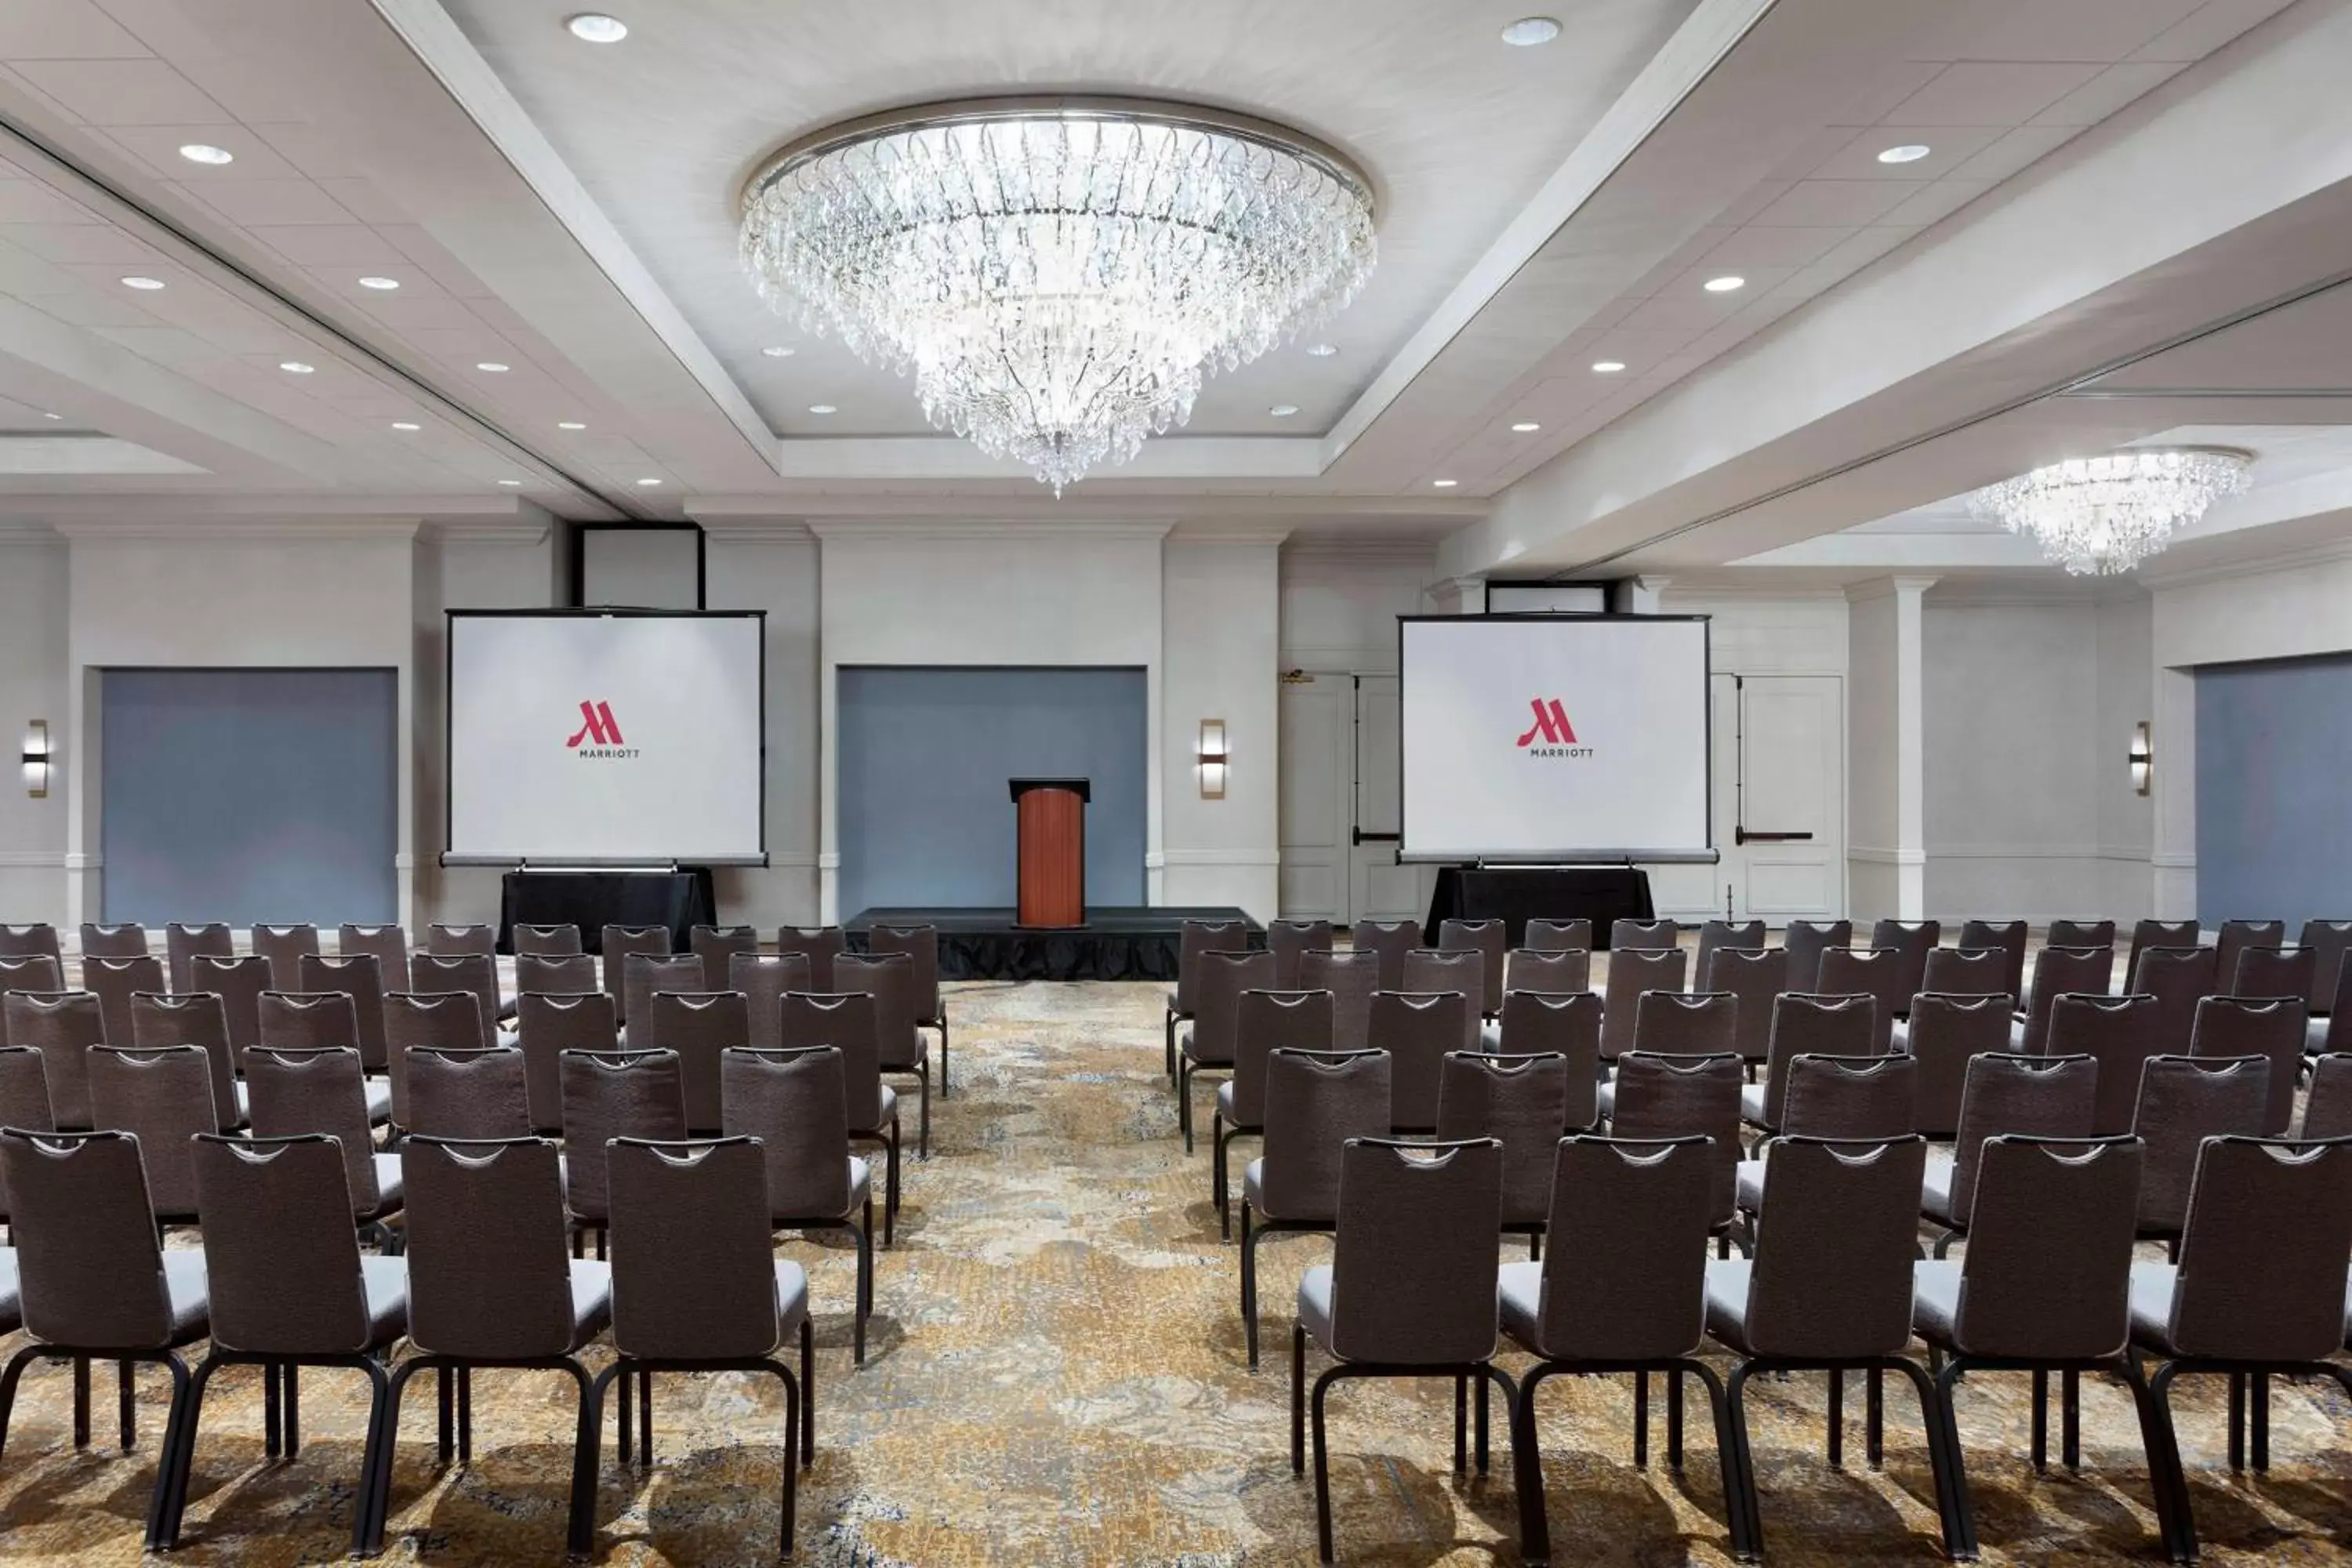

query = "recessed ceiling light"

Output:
[[120, 276, 165, 291], [557, 420, 586, 430], [1305, 343, 1338, 358], [1592, 360, 1626, 373], [278, 361, 314, 374], [475, 361, 510, 372], [760, 346, 796, 358], [566, 13, 628, 42], [497, 478, 521, 487], [1432, 478, 1459, 488], [1269, 404, 1300, 418], [41, 412, 62, 420], [1703, 275, 1746, 293], [1500, 16, 1563, 46], [177, 143, 234, 166], [634, 477, 662, 487], [358, 275, 400, 290], [1877, 143, 1932, 165], [390, 421, 420, 431], [1511, 421, 1541, 433], [807, 404, 837, 415]]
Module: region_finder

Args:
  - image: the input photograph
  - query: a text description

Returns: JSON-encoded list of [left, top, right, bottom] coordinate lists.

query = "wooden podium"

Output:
[[1010, 777, 1089, 929]]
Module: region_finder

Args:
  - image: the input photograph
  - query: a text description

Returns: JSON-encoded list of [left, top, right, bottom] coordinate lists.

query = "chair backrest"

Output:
[[241, 1045, 381, 1216], [1368, 991, 1468, 1132], [1268, 920, 1336, 992], [0, 1045, 54, 1214], [164, 922, 234, 994], [2132, 945, 2220, 1057], [191, 954, 270, 1055], [557, 1049, 687, 1225], [1920, 946, 2009, 998], [643, 990, 750, 1131], [401, 1136, 578, 1359], [1508, 947, 1590, 996], [2303, 1053, 2352, 1141], [1957, 919, 2029, 1000], [2190, 994, 2307, 1134], [608, 1137, 791, 1360], [2214, 920, 2287, 996], [1778, 1054, 1917, 1142], [1351, 920, 1421, 992], [2132, 1054, 2268, 1234], [383, 990, 489, 1127], [86, 1044, 215, 1220], [1397, 951, 1484, 1053], [1704, 947, 1786, 1065], [516, 953, 599, 998], [193, 1134, 374, 1354], [2046, 993, 2163, 1135], [1522, 918, 1591, 955], [1174, 920, 1251, 1011], [867, 924, 944, 1023], [623, 953, 707, 1043], [689, 925, 762, 992], [2126, 920, 2202, 993], [1815, 949, 1904, 1051], [1900, 992, 2014, 1137], [2169, 1135, 2352, 1361], [1693, 920, 1766, 989], [835, 950, 922, 1071], [1947, 1052, 2099, 1225], [1758, 992, 1878, 1127], [1437, 1051, 1570, 1228], [1867, 920, 1940, 1012], [779, 992, 886, 1134], [1634, 990, 1737, 1058], [1258, 1048, 1392, 1222], [1610, 918, 1679, 953], [249, 924, 321, 989], [337, 924, 410, 991], [297, 953, 387, 1070], [1326, 1138, 1503, 1363], [1495, 992, 1601, 1128], [1185, 949, 1276, 1067], [0, 923, 63, 964], [511, 923, 583, 957], [772, 927, 845, 993], [1952, 1135, 2143, 1359], [128, 991, 237, 1133], [730, 952, 815, 1051], [1436, 920, 1506, 1014], [720, 1046, 852, 1219], [1742, 1136, 1928, 1358], [82, 954, 162, 1046], [426, 923, 497, 958], [2299, 920, 2352, 1014], [1532, 1134, 1716, 1360], [411, 952, 501, 1041], [1599, 948, 1687, 1061], [515, 991, 615, 1133], [2047, 919, 2117, 950], [1301, 949, 1380, 1052], [258, 989, 361, 1064], [0, 1127, 176, 1348], [2229, 945, 2314, 1006], [4, 990, 102, 1129], [0, 953, 63, 1006], [1607, 1051, 1744, 1227], [601, 925, 673, 1020], [2020, 946, 2115, 1054], [1227, 989, 1334, 1128], [1780, 920, 1852, 991], [79, 921, 150, 959], [407, 1047, 532, 1142]]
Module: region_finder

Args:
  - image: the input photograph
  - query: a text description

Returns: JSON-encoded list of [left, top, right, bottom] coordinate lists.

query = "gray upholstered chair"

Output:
[[1269, 920, 1336, 991], [411, 952, 502, 1043], [1900, 993, 2014, 1138], [1634, 990, 1737, 1058], [2132, 946, 2219, 1058], [1704, 947, 1785, 1070], [2312, 964, 2352, 1058], [838, 949, 931, 1160], [191, 954, 271, 1061], [2190, 995, 2307, 1134], [731, 952, 814, 1052], [780, 992, 902, 1243], [720, 1046, 873, 1362], [361, 1135, 608, 1558], [0, 1127, 209, 1550], [78, 921, 150, 959], [2300, 1053, 2352, 1139], [406, 1047, 532, 1142], [0, 923, 63, 964], [2045, 993, 2162, 1136], [511, 922, 583, 957], [1740, 992, 1878, 1133], [1780, 920, 1851, 992], [2132, 1054, 2267, 1248], [515, 991, 615, 1135], [1957, 919, 2027, 1000], [2298, 919, 2352, 1017], [83, 954, 162, 1047], [559, 1048, 688, 1260], [1213, 989, 1334, 1239], [1502, 1134, 1753, 1565], [129, 991, 241, 1131], [2047, 918, 2117, 950], [162, 1133, 408, 1552], [1301, 949, 1378, 1054], [1705, 1135, 1963, 1557], [1693, 920, 1766, 989], [589, 1137, 810, 1554], [1351, 919, 1421, 993], [5, 990, 102, 1130], [1608, 1051, 1745, 1254], [1599, 947, 1686, 1062], [868, 924, 949, 1093], [1610, 918, 1679, 953], [249, 924, 320, 990], [622, 953, 705, 1047], [1240, 1047, 1390, 1367], [2013, 946, 2116, 1054], [1522, 919, 1591, 955], [163, 923, 233, 996], [1178, 949, 1276, 1154], [516, 952, 598, 1000], [298, 953, 390, 1074], [1369, 990, 1469, 1134], [87, 1044, 215, 1224], [1733, 1055, 1917, 1222], [1868, 920, 1940, 1016], [1437, 1051, 1570, 1255], [688, 924, 760, 990], [425, 923, 495, 959], [1290, 1137, 1510, 1563], [2212, 920, 2286, 995], [383, 990, 488, 1129], [773, 926, 846, 992], [0, 1045, 53, 1221], [600, 926, 672, 1025], [1399, 949, 1484, 1051], [1922, 1052, 2097, 1251], [1167, 919, 1250, 1080], [1911, 1134, 2180, 1559], [2126, 920, 2202, 993], [1437, 919, 1507, 1015], [241, 1045, 401, 1232], [1505, 947, 1589, 999], [1490, 992, 1600, 1131], [641, 989, 750, 1134], [0, 954, 62, 1013], [2227, 944, 2314, 1006], [1815, 949, 1904, 1053], [1916, 946, 2009, 1007], [336, 924, 410, 993]]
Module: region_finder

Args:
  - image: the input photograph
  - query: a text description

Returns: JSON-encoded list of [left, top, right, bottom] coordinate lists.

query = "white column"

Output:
[[1845, 575, 1937, 921], [1427, 576, 1486, 615], [1889, 575, 1936, 920], [1621, 575, 1672, 615], [2150, 664, 2197, 920]]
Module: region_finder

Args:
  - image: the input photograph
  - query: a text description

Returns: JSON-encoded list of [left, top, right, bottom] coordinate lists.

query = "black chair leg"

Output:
[[1687, 1360, 1757, 1562], [917, 1059, 931, 1160], [71, 1356, 89, 1448], [1178, 1059, 1195, 1152], [938, 1018, 950, 1098], [1475, 1367, 1491, 1475], [118, 1359, 136, 1450], [1724, 1363, 1766, 1559], [1908, 1358, 1976, 1562], [2250, 1371, 2268, 1472], [1311, 1366, 1343, 1564], [618, 1359, 634, 1465], [800, 1315, 815, 1468], [457, 1367, 471, 1465], [1213, 1112, 1228, 1238], [884, 1123, 900, 1245], [1240, 1205, 1260, 1368], [264, 1362, 281, 1460], [2227, 1370, 2244, 1470], [2063, 1367, 2082, 1471], [1633, 1369, 1648, 1468], [153, 1353, 219, 1549], [1454, 1374, 1468, 1475], [1827, 1368, 1843, 1469], [350, 1357, 395, 1559], [285, 1363, 301, 1458], [361, 1359, 426, 1555], [583, 1363, 619, 1548], [1866, 1366, 1884, 1469], [560, 1359, 597, 1559], [1668, 1367, 1686, 1470], [1514, 1369, 1555, 1566], [2124, 1359, 2194, 1565], [2032, 1367, 2049, 1469], [139, 1353, 196, 1551], [855, 1209, 873, 1364], [437, 1365, 455, 1465], [1290, 1323, 1307, 1475], [640, 1368, 654, 1466]]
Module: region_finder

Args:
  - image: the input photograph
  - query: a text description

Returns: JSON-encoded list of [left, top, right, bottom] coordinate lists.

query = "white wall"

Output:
[[2094, 593, 2155, 918], [704, 527, 821, 928], [1846, 588, 1900, 920], [0, 532, 69, 924], [1162, 535, 1282, 916], [1279, 542, 1436, 674]]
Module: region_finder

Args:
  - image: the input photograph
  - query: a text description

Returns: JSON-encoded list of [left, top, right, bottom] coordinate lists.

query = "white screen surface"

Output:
[[446, 613, 764, 863], [1399, 616, 1712, 862]]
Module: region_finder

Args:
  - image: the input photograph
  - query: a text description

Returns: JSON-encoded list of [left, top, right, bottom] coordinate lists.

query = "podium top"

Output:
[[1010, 777, 1091, 803]]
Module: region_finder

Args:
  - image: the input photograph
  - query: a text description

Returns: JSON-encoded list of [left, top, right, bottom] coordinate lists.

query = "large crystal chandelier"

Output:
[[740, 97, 1377, 493], [1968, 448, 2252, 575]]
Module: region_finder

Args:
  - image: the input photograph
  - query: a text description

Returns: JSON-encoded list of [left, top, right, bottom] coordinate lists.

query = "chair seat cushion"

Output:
[[1595, 1077, 1616, 1120], [1479, 1020, 1504, 1051], [1890, 1019, 1911, 1052], [363, 1076, 393, 1123], [1497, 1259, 1543, 1352], [1734, 1158, 1766, 1215], [879, 1036, 927, 1073], [2310, 1017, 2334, 1055], [163, 1250, 210, 1345], [773, 1260, 810, 1337], [1243, 1158, 1263, 1214], [367, 1152, 405, 1218], [1921, 1152, 1958, 1226], [2128, 1261, 2179, 1353], [0, 1247, 17, 1331], [232, 1081, 251, 1123], [1214, 1080, 1263, 1130], [2008, 1017, 2027, 1051], [1912, 1258, 1962, 1349], [1739, 1082, 1767, 1126], [1297, 1263, 1335, 1350], [568, 1259, 615, 1349], [361, 1254, 408, 1349], [849, 1155, 872, 1210], [852, 1085, 898, 1137], [1702, 1258, 1753, 1356]]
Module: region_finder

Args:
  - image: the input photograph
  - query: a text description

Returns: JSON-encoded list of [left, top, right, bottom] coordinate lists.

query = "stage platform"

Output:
[[844, 906, 1261, 982]]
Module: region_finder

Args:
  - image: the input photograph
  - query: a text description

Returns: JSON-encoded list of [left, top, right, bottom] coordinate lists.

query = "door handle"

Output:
[[1735, 828, 1814, 846], [1352, 829, 1400, 846]]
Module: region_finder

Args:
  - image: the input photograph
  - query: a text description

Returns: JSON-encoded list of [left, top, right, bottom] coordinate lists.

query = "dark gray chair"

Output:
[[773, 927, 846, 993], [780, 992, 902, 1243], [516, 991, 615, 1134], [1609, 1051, 1745, 1254], [383, 990, 488, 1129], [2127, 920, 2202, 993], [425, 923, 496, 960], [1610, 919, 1679, 953], [622, 953, 706, 1047], [336, 924, 410, 993], [2213, 920, 2286, 996], [1740, 992, 1878, 1134], [2190, 994, 2307, 1135], [2313, 964, 2352, 1058], [1213, 989, 1334, 1239], [1781, 920, 1851, 992], [1167, 919, 1250, 1080], [720, 1046, 873, 1362], [79, 922, 150, 959], [2132, 1054, 2267, 1247], [2047, 919, 2117, 950], [2301, 1053, 2352, 1139], [1291, 1137, 1511, 1564], [406, 1047, 532, 1142], [1437, 919, 1507, 1015], [0, 924, 63, 964], [1599, 948, 1686, 1062], [1867, 920, 1940, 1014], [511, 923, 583, 957], [0, 953, 63, 1013], [410, 952, 502, 1044], [2132, 946, 2220, 1058], [1490, 992, 1600, 1131], [2013, 946, 2115, 1054], [1269, 920, 1336, 991], [83, 954, 162, 1047], [359, 1136, 608, 1558], [559, 1048, 687, 1260], [869, 924, 949, 1093], [516, 952, 599, 1000], [129, 991, 241, 1131], [1734, 1054, 1918, 1222], [250, 924, 320, 990], [1352, 919, 1421, 993], [1301, 949, 1378, 1054], [2227, 945, 2314, 1006], [838, 949, 931, 1160], [1369, 990, 1469, 1134], [689, 924, 761, 990], [0, 1045, 53, 1218], [600, 925, 672, 1024], [298, 953, 389, 1074], [5, 990, 101, 1130], [1816, 949, 1903, 1053], [1240, 1047, 1391, 1367], [1957, 920, 2027, 1000], [641, 989, 751, 1134], [1504, 947, 1589, 999], [1438, 1051, 1571, 1255], [1399, 949, 1485, 1051], [731, 952, 815, 1051], [1916, 946, 2009, 1007], [1704, 948, 1786, 1070], [1178, 949, 1276, 1154], [87, 1045, 215, 1224], [1922, 1053, 2098, 1250], [1634, 991, 1737, 1061], [1900, 993, 2014, 1138], [163, 923, 234, 995], [1502, 1134, 1753, 1566], [191, 954, 271, 1062], [1693, 920, 1766, 989], [1522, 919, 1591, 954], [241, 1045, 401, 1231], [2298, 919, 2352, 1018], [2045, 993, 2162, 1136], [588, 1136, 810, 1554]]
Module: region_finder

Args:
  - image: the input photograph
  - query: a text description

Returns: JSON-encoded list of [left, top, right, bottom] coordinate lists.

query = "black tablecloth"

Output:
[[1425, 867, 1654, 949], [498, 870, 716, 953]]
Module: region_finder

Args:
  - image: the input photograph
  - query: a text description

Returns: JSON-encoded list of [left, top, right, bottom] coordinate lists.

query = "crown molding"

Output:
[[805, 517, 1176, 542], [53, 517, 423, 543], [701, 521, 818, 545], [2139, 533, 2352, 590]]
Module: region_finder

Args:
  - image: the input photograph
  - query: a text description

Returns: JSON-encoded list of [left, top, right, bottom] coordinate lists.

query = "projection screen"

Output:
[[444, 610, 767, 865], [1399, 614, 1714, 863]]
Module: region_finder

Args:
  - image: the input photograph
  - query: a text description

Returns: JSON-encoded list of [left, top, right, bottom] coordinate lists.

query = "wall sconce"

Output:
[[1197, 718, 1229, 800], [21, 720, 50, 799], [2129, 720, 2152, 797]]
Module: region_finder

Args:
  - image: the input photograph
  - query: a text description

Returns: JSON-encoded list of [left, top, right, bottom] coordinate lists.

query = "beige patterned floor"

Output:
[[0, 978, 2348, 1564]]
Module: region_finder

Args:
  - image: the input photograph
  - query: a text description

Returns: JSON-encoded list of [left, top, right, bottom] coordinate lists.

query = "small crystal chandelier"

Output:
[[740, 96, 1377, 493], [1968, 448, 2252, 575]]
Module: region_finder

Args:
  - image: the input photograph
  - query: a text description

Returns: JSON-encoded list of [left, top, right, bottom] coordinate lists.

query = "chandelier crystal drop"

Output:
[[739, 98, 1377, 493], [1968, 448, 2252, 575]]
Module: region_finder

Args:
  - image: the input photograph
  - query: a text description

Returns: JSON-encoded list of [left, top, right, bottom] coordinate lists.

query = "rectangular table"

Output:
[[498, 869, 715, 953], [1424, 866, 1655, 949]]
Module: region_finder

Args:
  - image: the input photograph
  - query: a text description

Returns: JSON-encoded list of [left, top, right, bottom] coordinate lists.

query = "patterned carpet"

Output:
[[2, 978, 2350, 1564]]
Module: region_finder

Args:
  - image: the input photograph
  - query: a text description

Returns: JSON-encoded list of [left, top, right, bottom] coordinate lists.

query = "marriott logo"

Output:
[[1515, 698, 1593, 759], [565, 700, 640, 759]]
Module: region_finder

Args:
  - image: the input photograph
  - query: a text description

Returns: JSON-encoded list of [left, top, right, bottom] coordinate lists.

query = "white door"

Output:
[[1726, 674, 1843, 921], [1277, 677, 1350, 923], [1349, 675, 1425, 925]]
